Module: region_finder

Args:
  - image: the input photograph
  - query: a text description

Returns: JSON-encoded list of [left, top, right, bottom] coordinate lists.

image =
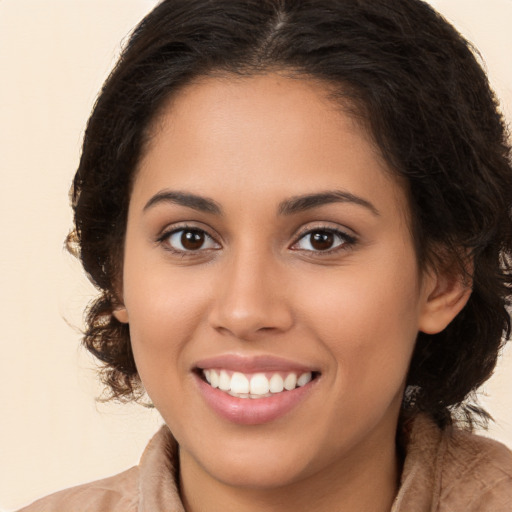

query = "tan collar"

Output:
[[136, 418, 442, 511], [138, 414, 512, 512], [392, 414, 445, 511], [138, 427, 184, 512]]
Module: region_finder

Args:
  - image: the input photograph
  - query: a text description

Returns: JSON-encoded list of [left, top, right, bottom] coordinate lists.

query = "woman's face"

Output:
[[115, 74, 444, 489]]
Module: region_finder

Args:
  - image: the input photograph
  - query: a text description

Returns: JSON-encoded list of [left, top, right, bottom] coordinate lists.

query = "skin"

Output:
[[114, 73, 470, 512]]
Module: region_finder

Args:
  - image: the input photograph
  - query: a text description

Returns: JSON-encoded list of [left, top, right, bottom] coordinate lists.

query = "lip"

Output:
[[194, 354, 317, 374], [193, 354, 320, 425]]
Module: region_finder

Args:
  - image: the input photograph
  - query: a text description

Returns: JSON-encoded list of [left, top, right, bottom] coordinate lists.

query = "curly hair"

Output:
[[68, 0, 512, 427]]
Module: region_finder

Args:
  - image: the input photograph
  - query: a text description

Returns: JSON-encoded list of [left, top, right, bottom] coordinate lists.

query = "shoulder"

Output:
[[438, 425, 512, 510], [16, 425, 179, 512], [398, 414, 512, 511], [17, 466, 140, 512]]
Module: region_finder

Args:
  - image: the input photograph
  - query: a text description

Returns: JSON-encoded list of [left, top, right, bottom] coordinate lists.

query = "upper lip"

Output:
[[194, 354, 319, 374]]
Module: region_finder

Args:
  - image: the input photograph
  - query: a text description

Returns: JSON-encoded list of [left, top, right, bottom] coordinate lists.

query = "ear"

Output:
[[112, 277, 129, 323], [113, 306, 129, 324], [418, 262, 472, 335]]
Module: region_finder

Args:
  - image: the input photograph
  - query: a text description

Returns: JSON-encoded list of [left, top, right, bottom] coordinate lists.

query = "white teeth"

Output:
[[284, 373, 297, 391], [203, 369, 314, 397], [269, 374, 284, 393], [250, 373, 270, 395], [229, 391, 272, 399], [230, 372, 250, 394], [297, 372, 312, 387], [218, 370, 231, 391], [229, 392, 251, 398], [210, 370, 219, 388]]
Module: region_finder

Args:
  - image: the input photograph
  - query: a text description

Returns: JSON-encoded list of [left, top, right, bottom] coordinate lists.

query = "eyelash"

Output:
[[157, 224, 220, 256], [157, 224, 357, 256], [290, 226, 357, 255]]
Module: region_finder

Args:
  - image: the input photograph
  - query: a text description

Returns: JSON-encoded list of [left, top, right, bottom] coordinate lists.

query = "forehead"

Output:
[[134, 73, 410, 223]]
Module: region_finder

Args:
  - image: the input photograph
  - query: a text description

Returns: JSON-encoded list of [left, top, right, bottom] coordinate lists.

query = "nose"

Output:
[[208, 248, 294, 341]]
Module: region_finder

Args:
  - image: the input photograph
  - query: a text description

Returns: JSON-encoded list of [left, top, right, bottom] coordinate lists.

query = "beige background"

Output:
[[0, 1, 511, 510]]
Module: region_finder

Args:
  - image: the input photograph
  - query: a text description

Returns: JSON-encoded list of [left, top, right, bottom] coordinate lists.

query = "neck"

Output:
[[179, 427, 400, 512]]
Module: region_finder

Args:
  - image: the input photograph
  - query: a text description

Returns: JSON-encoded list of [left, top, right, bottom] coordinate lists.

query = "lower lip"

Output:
[[195, 374, 317, 425]]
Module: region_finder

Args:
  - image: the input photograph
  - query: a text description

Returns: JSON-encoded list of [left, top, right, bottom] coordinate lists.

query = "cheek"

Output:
[[294, 252, 421, 393], [121, 258, 212, 382]]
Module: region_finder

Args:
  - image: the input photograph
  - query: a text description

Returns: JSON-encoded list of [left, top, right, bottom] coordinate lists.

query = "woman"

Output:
[[20, 0, 512, 510]]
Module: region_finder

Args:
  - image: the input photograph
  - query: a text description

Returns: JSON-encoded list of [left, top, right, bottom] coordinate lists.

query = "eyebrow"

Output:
[[143, 189, 379, 217], [278, 190, 380, 216], [143, 190, 222, 215]]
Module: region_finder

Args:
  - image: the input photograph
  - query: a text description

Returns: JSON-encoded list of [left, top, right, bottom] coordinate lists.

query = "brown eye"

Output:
[[310, 231, 335, 251], [181, 230, 205, 250], [292, 228, 355, 253], [165, 228, 219, 252]]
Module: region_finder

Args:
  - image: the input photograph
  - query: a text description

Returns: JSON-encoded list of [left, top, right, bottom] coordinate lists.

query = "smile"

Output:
[[194, 355, 320, 424], [203, 369, 313, 398]]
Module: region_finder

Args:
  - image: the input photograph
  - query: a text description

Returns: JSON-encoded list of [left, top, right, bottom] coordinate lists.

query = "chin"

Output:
[[199, 452, 314, 490], [177, 424, 339, 492]]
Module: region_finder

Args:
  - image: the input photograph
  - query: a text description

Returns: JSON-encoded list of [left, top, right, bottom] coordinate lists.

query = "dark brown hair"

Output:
[[69, 0, 512, 427]]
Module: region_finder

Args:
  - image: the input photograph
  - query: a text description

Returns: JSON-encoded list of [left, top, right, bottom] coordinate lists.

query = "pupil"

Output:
[[311, 232, 334, 251], [181, 230, 204, 250]]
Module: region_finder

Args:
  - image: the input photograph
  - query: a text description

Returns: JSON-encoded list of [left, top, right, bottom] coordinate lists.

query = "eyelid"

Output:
[[290, 224, 358, 253], [293, 222, 356, 239], [156, 220, 219, 241], [156, 223, 221, 253], [155, 222, 356, 255]]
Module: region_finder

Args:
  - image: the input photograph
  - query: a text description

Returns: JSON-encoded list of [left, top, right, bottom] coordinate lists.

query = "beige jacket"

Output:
[[19, 415, 512, 511]]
